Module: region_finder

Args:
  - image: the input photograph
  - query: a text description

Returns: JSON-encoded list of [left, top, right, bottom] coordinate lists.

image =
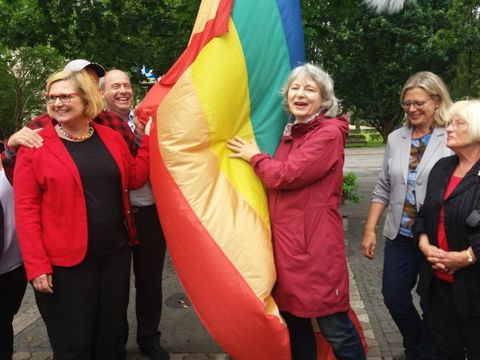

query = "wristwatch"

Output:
[[466, 248, 475, 265]]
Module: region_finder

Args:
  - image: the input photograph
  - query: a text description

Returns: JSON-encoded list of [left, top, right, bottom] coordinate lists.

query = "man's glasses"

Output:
[[46, 93, 80, 104], [401, 99, 432, 110]]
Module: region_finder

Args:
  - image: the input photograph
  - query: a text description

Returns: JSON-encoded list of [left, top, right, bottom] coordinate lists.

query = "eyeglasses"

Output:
[[46, 93, 80, 104], [401, 99, 432, 110]]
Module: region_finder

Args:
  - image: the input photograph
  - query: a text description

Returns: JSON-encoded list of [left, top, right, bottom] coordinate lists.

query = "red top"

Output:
[[435, 175, 462, 282]]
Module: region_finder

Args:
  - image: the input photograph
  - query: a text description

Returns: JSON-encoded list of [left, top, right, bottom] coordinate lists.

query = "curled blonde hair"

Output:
[[400, 71, 452, 127], [46, 69, 103, 120]]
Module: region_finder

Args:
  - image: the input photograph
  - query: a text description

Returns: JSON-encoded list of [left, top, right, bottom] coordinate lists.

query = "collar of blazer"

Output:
[[439, 155, 480, 201], [400, 126, 445, 139], [399, 126, 449, 183], [416, 127, 450, 176], [40, 121, 85, 191]]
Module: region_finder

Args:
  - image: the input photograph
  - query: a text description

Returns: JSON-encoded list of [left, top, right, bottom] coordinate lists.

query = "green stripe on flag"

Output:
[[232, 0, 293, 155]]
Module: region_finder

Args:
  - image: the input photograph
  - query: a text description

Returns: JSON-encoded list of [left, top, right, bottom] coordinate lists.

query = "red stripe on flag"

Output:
[[149, 128, 291, 360]]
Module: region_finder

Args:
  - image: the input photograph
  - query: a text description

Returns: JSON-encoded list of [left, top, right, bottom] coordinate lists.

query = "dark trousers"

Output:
[[382, 234, 436, 359], [427, 278, 480, 359], [35, 246, 131, 360], [0, 265, 27, 359], [132, 204, 167, 349], [282, 311, 366, 360]]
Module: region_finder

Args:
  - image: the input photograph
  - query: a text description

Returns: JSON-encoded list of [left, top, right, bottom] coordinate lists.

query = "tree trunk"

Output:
[[377, 116, 398, 143], [14, 87, 24, 130]]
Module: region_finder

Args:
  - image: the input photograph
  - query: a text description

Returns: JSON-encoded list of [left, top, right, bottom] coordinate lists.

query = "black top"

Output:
[[62, 131, 127, 258]]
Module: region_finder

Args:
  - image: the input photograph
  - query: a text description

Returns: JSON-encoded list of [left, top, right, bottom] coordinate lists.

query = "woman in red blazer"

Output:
[[13, 69, 149, 359]]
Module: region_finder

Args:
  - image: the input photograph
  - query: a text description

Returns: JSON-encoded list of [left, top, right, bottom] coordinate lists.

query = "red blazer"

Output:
[[14, 121, 149, 280]]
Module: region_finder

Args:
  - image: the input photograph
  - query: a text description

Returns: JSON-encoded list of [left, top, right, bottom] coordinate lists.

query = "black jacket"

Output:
[[414, 155, 480, 316]]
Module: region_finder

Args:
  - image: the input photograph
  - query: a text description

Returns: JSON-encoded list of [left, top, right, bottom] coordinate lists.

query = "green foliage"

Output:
[[0, 0, 478, 139], [342, 172, 360, 204], [439, 0, 480, 99], [367, 133, 382, 143], [0, 0, 200, 134], [302, 0, 479, 142], [0, 44, 64, 135]]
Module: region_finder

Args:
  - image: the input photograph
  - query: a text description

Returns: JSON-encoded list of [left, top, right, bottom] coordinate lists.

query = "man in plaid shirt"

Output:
[[101, 69, 170, 360]]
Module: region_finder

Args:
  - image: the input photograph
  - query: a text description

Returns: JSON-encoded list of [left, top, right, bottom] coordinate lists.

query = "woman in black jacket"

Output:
[[415, 100, 480, 358]]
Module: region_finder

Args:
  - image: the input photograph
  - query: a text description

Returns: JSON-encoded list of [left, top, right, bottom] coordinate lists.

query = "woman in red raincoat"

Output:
[[228, 63, 365, 360]]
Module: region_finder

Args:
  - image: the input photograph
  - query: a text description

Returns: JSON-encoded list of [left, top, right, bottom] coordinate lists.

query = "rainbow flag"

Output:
[[137, 0, 304, 359]]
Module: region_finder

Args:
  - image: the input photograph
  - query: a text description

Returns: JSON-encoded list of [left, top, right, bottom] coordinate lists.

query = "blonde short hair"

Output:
[[281, 63, 340, 118], [450, 100, 480, 143], [400, 71, 452, 127], [46, 69, 103, 120]]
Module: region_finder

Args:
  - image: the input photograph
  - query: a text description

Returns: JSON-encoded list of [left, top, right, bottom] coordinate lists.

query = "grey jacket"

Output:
[[372, 126, 452, 240]]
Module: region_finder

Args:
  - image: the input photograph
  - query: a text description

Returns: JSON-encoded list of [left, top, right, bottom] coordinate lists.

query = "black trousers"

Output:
[[0, 265, 27, 359], [35, 246, 131, 360], [427, 277, 480, 360], [132, 204, 167, 349]]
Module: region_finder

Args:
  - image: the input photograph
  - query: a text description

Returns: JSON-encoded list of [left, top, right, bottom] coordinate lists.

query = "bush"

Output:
[[367, 133, 382, 142], [342, 172, 360, 204]]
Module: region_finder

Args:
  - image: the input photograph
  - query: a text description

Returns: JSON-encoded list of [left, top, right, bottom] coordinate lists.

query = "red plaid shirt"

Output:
[[1, 111, 138, 181]]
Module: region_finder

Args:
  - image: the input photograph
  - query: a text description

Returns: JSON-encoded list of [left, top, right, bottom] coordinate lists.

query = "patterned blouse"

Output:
[[399, 132, 432, 237]]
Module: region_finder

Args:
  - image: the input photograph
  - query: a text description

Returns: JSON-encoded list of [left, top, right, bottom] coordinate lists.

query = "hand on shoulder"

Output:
[[7, 127, 44, 149]]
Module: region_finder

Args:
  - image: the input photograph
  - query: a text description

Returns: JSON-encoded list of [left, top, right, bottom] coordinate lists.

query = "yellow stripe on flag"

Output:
[[156, 66, 278, 306], [192, 19, 271, 227]]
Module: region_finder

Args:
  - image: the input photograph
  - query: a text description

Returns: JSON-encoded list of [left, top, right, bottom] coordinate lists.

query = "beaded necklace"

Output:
[[57, 123, 94, 141]]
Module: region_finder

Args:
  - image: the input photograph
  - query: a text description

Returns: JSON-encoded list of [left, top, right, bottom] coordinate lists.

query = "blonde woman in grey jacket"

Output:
[[361, 72, 452, 360]]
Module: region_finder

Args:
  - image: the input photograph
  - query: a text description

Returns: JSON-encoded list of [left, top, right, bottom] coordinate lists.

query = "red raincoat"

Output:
[[251, 113, 350, 318]]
